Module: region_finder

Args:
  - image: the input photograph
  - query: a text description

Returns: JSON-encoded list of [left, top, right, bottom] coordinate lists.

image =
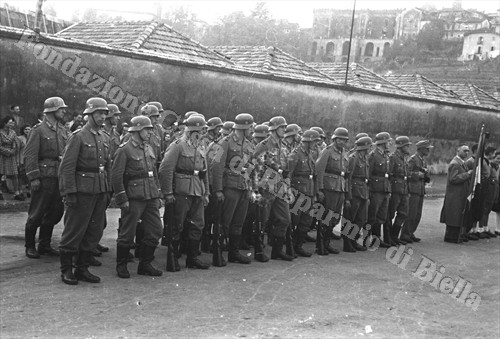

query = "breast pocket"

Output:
[[41, 136, 57, 153], [82, 143, 96, 160]]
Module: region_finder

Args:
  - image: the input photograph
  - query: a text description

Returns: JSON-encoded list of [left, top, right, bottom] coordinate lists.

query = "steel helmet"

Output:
[[355, 136, 373, 151], [331, 127, 349, 140], [106, 104, 121, 118], [268, 116, 287, 131], [355, 132, 369, 141], [302, 129, 321, 142], [253, 124, 269, 138], [375, 132, 392, 145], [415, 140, 434, 149], [43, 97, 68, 113], [233, 113, 254, 130], [183, 111, 199, 123], [185, 115, 207, 131], [221, 121, 234, 135], [141, 104, 160, 117], [284, 124, 302, 138], [395, 136, 411, 148], [83, 98, 109, 115], [128, 116, 153, 132], [147, 101, 164, 112], [206, 117, 223, 131], [262, 121, 270, 127], [310, 127, 326, 139]]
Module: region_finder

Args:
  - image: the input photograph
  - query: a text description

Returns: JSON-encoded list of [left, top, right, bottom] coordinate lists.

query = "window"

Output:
[[477, 36, 484, 44]]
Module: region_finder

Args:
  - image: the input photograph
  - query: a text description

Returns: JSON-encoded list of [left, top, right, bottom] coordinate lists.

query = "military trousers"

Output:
[[222, 188, 250, 236], [368, 192, 390, 226], [323, 190, 344, 227], [59, 192, 108, 253], [260, 191, 291, 238], [290, 194, 314, 233], [401, 193, 424, 239], [349, 196, 369, 230], [117, 199, 163, 248], [25, 177, 64, 248], [171, 194, 204, 241], [387, 193, 409, 228]]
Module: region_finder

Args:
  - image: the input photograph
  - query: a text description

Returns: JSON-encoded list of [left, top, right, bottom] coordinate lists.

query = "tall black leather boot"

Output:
[[294, 230, 312, 257], [271, 237, 294, 261], [74, 251, 101, 283], [60, 250, 77, 285], [116, 245, 130, 278], [253, 227, 269, 263], [372, 223, 390, 248], [186, 240, 210, 269], [324, 226, 339, 254], [383, 222, 397, 246], [138, 245, 162, 276], [228, 235, 251, 264], [343, 235, 356, 253]]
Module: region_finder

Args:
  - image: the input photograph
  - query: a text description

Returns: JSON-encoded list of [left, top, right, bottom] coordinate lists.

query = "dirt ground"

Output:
[[0, 197, 499, 338]]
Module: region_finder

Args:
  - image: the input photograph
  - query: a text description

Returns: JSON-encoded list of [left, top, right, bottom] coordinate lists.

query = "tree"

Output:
[[162, 6, 202, 40], [417, 20, 445, 51]]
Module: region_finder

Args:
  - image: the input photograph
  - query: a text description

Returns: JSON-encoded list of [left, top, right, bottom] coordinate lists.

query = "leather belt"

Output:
[[125, 171, 154, 181], [76, 166, 105, 173], [176, 169, 206, 179], [326, 169, 346, 177]]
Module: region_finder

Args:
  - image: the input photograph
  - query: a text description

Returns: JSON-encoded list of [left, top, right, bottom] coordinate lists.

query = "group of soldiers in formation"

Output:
[[23, 95, 447, 286]]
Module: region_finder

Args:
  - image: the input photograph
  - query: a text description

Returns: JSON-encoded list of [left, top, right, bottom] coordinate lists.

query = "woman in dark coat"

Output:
[[440, 145, 473, 243]]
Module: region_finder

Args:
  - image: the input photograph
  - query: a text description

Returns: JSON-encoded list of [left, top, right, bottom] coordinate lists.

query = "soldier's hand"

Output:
[[30, 179, 41, 192], [120, 201, 130, 213], [317, 191, 325, 203], [215, 191, 224, 202], [345, 199, 351, 209], [64, 194, 77, 207], [467, 169, 473, 176], [165, 194, 176, 204], [203, 195, 210, 207]]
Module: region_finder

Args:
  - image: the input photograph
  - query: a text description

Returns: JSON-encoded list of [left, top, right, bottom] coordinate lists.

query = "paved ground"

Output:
[[0, 197, 499, 338]]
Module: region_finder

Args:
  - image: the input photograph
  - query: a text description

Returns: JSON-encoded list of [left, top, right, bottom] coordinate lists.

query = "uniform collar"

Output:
[[83, 123, 101, 135]]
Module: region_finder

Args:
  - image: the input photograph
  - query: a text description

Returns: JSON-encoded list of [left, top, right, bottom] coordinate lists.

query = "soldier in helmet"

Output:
[[315, 127, 351, 255], [23, 97, 69, 259], [367, 132, 393, 248], [141, 104, 162, 167], [159, 115, 211, 269], [202, 117, 223, 150], [58, 97, 112, 285], [288, 129, 322, 257], [384, 136, 412, 246], [252, 124, 269, 145], [284, 124, 302, 154], [147, 101, 168, 156], [221, 121, 234, 137], [345, 137, 371, 252], [212, 113, 266, 263], [310, 127, 327, 152], [112, 116, 163, 278], [348, 133, 369, 156], [254, 116, 294, 261], [401, 140, 433, 243]]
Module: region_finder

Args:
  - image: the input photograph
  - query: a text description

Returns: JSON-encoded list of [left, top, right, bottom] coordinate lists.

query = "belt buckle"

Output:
[[148, 171, 154, 178], [309, 174, 313, 180], [365, 179, 368, 183], [193, 170, 199, 176], [99, 166, 105, 173], [404, 176, 407, 180], [385, 173, 389, 178], [341, 171, 345, 177]]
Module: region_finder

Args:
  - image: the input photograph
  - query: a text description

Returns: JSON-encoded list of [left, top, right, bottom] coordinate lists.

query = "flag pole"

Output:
[[345, 0, 356, 85]]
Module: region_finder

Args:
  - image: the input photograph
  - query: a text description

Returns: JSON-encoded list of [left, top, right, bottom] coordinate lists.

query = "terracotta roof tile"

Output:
[[442, 83, 500, 109], [384, 74, 467, 104], [309, 63, 412, 95], [213, 46, 336, 84], [56, 21, 232, 67]]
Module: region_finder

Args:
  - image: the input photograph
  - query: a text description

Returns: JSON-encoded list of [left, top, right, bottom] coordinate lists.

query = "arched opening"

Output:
[[383, 42, 391, 56], [326, 42, 335, 56], [342, 41, 350, 55], [364, 42, 374, 56], [311, 41, 318, 56]]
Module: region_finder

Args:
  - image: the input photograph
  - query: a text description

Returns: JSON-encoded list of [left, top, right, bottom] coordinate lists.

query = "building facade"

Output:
[[460, 30, 500, 60]]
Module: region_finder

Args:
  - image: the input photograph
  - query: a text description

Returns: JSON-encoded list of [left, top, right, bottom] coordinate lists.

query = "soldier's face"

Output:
[[457, 146, 470, 160], [276, 126, 286, 138], [493, 154, 500, 165], [54, 108, 65, 122], [139, 127, 153, 141], [401, 145, 410, 155], [150, 116, 158, 124], [91, 111, 107, 126], [334, 138, 347, 149]]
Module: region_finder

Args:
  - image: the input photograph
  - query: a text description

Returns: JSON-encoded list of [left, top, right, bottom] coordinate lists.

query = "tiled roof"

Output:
[[56, 21, 232, 68], [384, 74, 467, 104], [212, 46, 336, 84], [309, 62, 412, 95], [442, 83, 500, 109]]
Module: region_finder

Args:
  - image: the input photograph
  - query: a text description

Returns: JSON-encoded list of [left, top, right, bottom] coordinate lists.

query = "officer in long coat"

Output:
[[159, 115, 211, 269], [112, 116, 163, 278], [315, 127, 351, 255], [24, 97, 68, 259], [58, 97, 112, 285], [440, 144, 473, 243]]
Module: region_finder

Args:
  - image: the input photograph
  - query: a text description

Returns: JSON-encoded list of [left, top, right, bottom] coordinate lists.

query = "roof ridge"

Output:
[[415, 74, 427, 96], [419, 74, 465, 101], [272, 47, 337, 82], [467, 83, 481, 104], [262, 46, 274, 72], [131, 21, 159, 49]]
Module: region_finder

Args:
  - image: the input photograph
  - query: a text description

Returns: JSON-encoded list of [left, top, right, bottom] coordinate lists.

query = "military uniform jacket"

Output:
[[211, 133, 256, 192], [24, 118, 68, 181], [368, 148, 391, 193], [389, 150, 409, 195], [346, 151, 369, 200], [315, 144, 349, 193], [112, 138, 162, 205], [149, 128, 162, 163], [103, 126, 121, 162], [159, 135, 209, 197], [408, 153, 427, 196], [254, 134, 288, 191], [288, 145, 316, 197], [58, 123, 111, 196]]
